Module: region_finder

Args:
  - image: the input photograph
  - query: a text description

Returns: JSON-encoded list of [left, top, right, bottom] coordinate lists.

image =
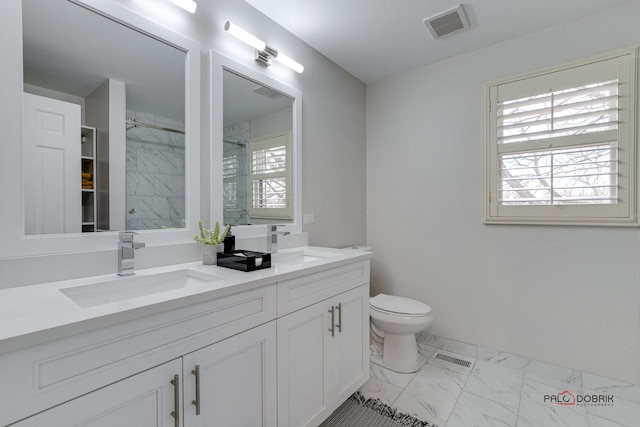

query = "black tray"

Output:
[[216, 250, 271, 272]]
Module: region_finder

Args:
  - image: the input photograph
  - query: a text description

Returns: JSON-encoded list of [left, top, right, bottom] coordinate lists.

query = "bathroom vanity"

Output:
[[0, 247, 371, 427]]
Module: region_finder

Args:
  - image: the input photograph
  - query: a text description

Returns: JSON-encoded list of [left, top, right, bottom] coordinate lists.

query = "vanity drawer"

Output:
[[277, 260, 370, 316], [0, 284, 276, 427]]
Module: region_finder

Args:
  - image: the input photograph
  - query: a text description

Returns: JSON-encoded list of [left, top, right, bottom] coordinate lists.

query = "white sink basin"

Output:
[[60, 269, 225, 308], [273, 249, 339, 265]]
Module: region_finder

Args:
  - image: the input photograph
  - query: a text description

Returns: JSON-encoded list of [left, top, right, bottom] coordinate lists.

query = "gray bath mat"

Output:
[[319, 392, 436, 427]]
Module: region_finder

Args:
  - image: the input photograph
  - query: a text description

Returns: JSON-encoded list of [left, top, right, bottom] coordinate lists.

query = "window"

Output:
[[249, 131, 293, 219], [485, 49, 638, 225]]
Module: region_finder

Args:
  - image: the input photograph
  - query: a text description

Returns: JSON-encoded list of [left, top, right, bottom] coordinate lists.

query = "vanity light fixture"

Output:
[[224, 21, 266, 51], [168, 0, 197, 14], [224, 21, 304, 73], [272, 51, 304, 74]]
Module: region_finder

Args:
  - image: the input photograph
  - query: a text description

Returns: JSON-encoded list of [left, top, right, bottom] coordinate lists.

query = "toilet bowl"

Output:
[[369, 293, 432, 373]]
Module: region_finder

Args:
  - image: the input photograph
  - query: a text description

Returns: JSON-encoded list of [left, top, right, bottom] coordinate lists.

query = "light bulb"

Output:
[[167, 0, 197, 13], [275, 51, 304, 74], [224, 21, 267, 52]]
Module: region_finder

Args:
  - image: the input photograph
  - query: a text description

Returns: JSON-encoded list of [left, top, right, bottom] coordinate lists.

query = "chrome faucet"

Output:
[[118, 231, 145, 276], [267, 225, 290, 253]]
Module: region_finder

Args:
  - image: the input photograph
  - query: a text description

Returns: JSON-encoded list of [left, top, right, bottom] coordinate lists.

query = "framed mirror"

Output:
[[22, 0, 186, 234], [0, 0, 201, 257], [223, 69, 294, 225], [210, 52, 302, 237]]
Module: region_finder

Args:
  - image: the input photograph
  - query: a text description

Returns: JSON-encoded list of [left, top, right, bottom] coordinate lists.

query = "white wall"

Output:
[[367, 2, 640, 384], [252, 108, 292, 139], [0, 0, 366, 286]]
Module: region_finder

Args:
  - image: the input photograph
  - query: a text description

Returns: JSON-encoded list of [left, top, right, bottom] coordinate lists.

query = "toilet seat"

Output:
[[370, 294, 431, 317]]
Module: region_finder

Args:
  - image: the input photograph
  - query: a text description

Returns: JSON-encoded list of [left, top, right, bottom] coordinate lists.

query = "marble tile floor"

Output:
[[358, 333, 640, 427]]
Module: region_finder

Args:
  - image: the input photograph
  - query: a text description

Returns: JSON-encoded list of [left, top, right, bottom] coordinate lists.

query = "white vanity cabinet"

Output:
[[12, 358, 183, 427], [1, 283, 277, 426], [183, 321, 277, 427], [1, 253, 372, 427], [12, 321, 277, 427], [276, 261, 370, 427]]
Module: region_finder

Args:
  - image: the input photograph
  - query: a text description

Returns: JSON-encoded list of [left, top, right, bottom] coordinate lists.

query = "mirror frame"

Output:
[[0, 0, 201, 258], [210, 52, 302, 238]]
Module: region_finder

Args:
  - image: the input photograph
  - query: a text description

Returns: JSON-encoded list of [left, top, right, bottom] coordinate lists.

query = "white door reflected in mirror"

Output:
[[22, 93, 81, 234]]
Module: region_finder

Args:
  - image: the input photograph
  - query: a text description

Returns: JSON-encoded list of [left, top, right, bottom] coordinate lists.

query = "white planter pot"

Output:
[[202, 244, 222, 265]]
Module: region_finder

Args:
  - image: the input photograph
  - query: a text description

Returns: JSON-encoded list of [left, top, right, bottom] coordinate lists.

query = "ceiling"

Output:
[[224, 70, 293, 127], [243, 0, 632, 84]]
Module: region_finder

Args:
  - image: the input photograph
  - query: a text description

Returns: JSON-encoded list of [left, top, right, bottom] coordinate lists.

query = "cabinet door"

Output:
[[13, 358, 182, 427], [332, 285, 370, 404], [277, 299, 332, 427], [183, 321, 277, 427]]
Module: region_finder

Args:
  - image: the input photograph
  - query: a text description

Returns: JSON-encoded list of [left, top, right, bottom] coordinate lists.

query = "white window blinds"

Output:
[[497, 80, 619, 145], [252, 145, 287, 209], [249, 131, 293, 219], [485, 49, 638, 225]]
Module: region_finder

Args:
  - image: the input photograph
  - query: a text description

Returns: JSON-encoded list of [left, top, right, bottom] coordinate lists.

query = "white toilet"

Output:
[[369, 293, 433, 373]]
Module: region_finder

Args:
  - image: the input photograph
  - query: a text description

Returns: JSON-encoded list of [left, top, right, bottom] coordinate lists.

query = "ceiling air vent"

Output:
[[253, 85, 283, 99], [423, 4, 470, 39]]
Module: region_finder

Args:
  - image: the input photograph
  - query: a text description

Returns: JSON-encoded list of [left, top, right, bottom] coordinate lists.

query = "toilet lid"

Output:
[[370, 294, 431, 316]]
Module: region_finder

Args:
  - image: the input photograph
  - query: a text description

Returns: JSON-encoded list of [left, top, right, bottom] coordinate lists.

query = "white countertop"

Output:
[[0, 246, 372, 354]]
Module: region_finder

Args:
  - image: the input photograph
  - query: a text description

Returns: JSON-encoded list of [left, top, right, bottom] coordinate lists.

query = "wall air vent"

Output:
[[423, 4, 470, 39]]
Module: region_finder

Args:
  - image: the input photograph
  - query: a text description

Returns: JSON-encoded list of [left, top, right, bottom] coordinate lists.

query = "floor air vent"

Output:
[[434, 352, 472, 367], [429, 350, 475, 374]]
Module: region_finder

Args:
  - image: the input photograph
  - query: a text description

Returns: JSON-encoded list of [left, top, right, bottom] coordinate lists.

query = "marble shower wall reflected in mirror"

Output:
[[126, 112, 185, 230]]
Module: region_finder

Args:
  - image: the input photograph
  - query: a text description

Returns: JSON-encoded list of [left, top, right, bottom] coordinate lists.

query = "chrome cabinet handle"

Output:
[[191, 365, 201, 415], [328, 306, 335, 337], [336, 302, 342, 333], [171, 374, 180, 427]]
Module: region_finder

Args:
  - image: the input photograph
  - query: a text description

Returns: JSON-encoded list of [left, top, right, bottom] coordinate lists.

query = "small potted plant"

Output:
[[194, 220, 230, 265]]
